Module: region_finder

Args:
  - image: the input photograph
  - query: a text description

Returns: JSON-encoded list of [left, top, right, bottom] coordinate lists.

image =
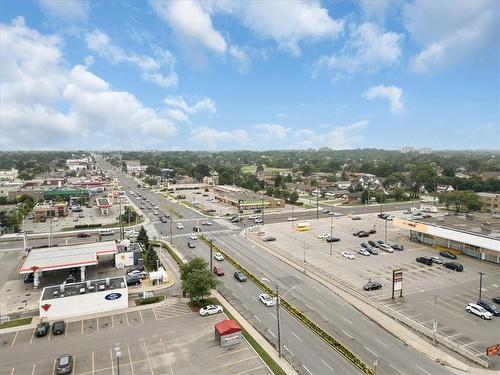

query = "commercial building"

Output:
[[0, 168, 18, 181], [213, 185, 285, 211], [33, 201, 69, 221], [126, 160, 147, 174], [477, 192, 500, 213], [394, 214, 500, 264], [39, 276, 128, 320]]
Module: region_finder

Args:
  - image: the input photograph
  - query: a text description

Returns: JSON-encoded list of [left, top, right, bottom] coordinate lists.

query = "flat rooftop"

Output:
[[414, 213, 500, 240], [19, 241, 118, 274], [215, 186, 276, 202], [41, 276, 126, 301]]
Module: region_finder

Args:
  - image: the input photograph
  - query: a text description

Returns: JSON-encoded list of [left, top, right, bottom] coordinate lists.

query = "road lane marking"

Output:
[[254, 315, 261, 323], [302, 365, 313, 375], [375, 338, 388, 347], [283, 345, 294, 356], [292, 332, 303, 342], [416, 365, 433, 375], [316, 299, 326, 306], [10, 331, 18, 347], [321, 359, 334, 372], [10, 368, 15, 375], [127, 344, 135, 375], [340, 329, 353, 339], [342, 317, 353, 324], [143, 341, 155, 375], [30, 328, 35, 344], [267, 329, 276, 338], [139, 310, 144, 324], [160, 337, 166, 353], [363, 346, 378, 357]]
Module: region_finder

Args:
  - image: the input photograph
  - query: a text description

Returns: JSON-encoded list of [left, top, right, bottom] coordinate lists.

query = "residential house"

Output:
[[479, 171, 500, 182], [437, 185, 454, 194]]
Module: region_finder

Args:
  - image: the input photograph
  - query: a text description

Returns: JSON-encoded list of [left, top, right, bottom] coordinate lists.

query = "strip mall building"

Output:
[[394, 217, 500, 264]]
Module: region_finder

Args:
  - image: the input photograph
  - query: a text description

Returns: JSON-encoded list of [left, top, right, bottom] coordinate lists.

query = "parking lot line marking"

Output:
[[111, 315, 115, 329], [340, 329, 353, 339], [375, 338, 388, 347], [242, 303, 249, 310], [215, 347, 250, 358], [416, 365, 433, 375], [221, 356, 258, 368], [127, 344, 135, 375], [139, 310, 144, 324], [110, 347, 115, 375], [96, 317, 99, 333], [81, 320, 84, 335], [52, 358, 56, 375], [321, 359, 334, 372], [316, 299, 326, 306], [267, 329, 276, 338], [10, 368, 14, 375], [125, 312, 130, 326], [233, 366, 266, 375], [152, 308, 158, 320], [143, 341, 155, 375], [363, 346, 378, 357], [270, 312, 276, 319], [72, 356, 76, 375], [31, 363, 36, 375], [292, 332, 303, 343], [160, 337, 166, 353], [320, 314, 328, 321], [342, 317, 353, 324], [92, 351, 95, 375], [302, 365, 313, 375], [304, 303, 313, 310], [10, 331, 18, 348], [65, 323, 68, 338]]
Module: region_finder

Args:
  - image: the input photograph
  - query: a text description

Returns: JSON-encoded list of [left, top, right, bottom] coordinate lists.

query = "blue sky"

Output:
[[1, 0, 499, 151]]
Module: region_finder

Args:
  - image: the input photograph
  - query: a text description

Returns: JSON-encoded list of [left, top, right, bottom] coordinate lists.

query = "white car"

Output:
[[213, 252, 224, 261], [259, 293, 277, 307], [248, 215, 259, 220], [379, 244, 394, 253], [199, 304, 223, 316], [357, 248, 371, 256], [318, 233, 330, 239], [201, 221, 213, 226], [254, 218, 263, 224], [153, 211, 159, 215], [466, 303, 493, 320], [431, 256, 443, 264], [125, 230, 138, 238], [329, 212, 344, 217], [154, 205, 159, 209], [342, 251, 355, 260], [189, 234, 197, 240], [287, 217, 297, 221], [176, 223, 184, 229]]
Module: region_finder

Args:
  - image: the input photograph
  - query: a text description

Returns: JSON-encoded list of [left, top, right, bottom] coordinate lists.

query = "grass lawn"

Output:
[[0, 317, 32, 329]]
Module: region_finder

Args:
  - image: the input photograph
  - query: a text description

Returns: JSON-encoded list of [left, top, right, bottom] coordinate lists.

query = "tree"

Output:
[[144, 177, 157, 186], [284, 173, 293, 183], [143, 243, 159, 270], [361, 189, 369, 204], [439, 191, 482, 213], [393, 188, 406, 201], [288, 191, 299, 204], [137, 226, 149, 247], [180, 258, 207, 281], [442, 167, 455, 178], [274, 174, 284, 188], [182, 268, 218, 303]]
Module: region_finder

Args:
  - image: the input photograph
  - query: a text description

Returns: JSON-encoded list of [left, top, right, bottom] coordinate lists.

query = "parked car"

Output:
[[201, 221, 213, 226], [52, 321, 65, 335], [24, 273, 34, 283], [377, 213, 388, 219], [430, 256, 443, 264], [342, 251, 355, 260], [77, 232, 91, 238], [351, 216, 362, 220], [357, 248, 371, 256], [318, 233, 330, 239], [369, 229, 377, 234], [368, 240, 379, 248], [125, 275, 142, 286], [363, 281, 382, 291], [493, 297, 500, 304], [379, 244, 394, 253], [160, 217, 168, 223], [263, 236, 276, 242], [330, 212, 344, 217], [465, 303, 493, 320], [391, 244, 404, 251], [234, 271, 247, 282], [193, 226, 201, 232], [213, 266, 224, 276], [127, 269, 147, 278], [199, 305, 223, 316], [187, 241, 196, 248], [476, 301, 500, 316], [176, 223, 184, 229], [153, 211, 159, 215], [322, 209, 331, 214], [56, 354, 73, 375], [362, 244, 378, 255], [259, 293, 277, 307], [439, 251, 457, 259], [287, 217, 297, 221], [416, 257, 433, 266], [213, 252, 224, 261], [326, 236, 340, 243], [254, 218, 263, 224], [443, 262, 463, 272], [64, 275, 77, 284], [35, 322, 50, 337]]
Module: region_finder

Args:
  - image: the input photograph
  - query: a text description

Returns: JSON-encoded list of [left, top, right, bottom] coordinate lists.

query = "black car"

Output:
[[24, 273, 34, 283], [35, 322, 50, 337], [443, 262, 463, 272], [477, 301, 500, 316], [263, 236, 276, 242], [368, 240, 379, 248], [56, 354, 73, 375], [160, 217, 168, 223], [357, 231, 370, 238], [52, 321, 65, 335], [378, 213, 388, 219], [363, 281, 382, 291], [391, 244, 404, 251], [439, 251, 457, 259], [369, 229, 377, 234], [187, 241, 196, 248], [376, 240, 385, 245], [353, 231, 363, 236], [360, 243, 369, 248], [493, 297, 500, 304], [193, 226, 201, 232], [126, 275, 142, 286], [416, 256, 433, 266], [326, 237, 340, 243], [234, 271, 247, 282]]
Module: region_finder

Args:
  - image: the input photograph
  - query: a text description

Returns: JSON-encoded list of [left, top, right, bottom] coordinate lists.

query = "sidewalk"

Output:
[[244, 230, 499, 375]]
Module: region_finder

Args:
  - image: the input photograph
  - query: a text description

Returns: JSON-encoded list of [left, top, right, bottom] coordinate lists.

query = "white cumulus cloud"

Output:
[[190, 127, 249, 149], [364, 85, 403, 114], [38, 0, 89, 23], [164, 96, 216, 115]]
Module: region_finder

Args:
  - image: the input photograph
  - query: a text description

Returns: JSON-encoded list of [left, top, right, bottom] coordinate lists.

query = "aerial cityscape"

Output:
[[0, 1, 499, 375]]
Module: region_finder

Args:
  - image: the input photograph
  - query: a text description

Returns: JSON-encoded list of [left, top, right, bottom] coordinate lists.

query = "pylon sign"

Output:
[[392, 269, 403, 299]]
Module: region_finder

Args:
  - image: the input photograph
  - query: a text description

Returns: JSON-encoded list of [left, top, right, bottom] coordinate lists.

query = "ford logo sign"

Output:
[[105, 293, 122, 301]]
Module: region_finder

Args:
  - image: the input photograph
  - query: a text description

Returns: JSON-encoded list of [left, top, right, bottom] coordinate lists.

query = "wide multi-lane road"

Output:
[[96, 158, 454, 374]]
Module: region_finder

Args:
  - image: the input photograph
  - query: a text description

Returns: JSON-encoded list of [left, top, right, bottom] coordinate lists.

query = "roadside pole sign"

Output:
[[392, 269, 403, 300], [486, 344, 500, 357]]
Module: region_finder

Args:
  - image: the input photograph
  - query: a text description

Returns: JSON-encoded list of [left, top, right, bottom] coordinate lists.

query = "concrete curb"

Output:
[[242, 231, 497, 375]]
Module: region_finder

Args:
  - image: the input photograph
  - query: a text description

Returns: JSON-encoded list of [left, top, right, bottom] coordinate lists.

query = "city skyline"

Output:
[[1, 0, 499, 151]]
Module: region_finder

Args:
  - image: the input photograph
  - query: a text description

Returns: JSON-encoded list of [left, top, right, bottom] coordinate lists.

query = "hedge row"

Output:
[[152, 241, 184, 268], [74, 223, 102, 229], [135, 295, 164, 305], [200, 236, 375, 375]]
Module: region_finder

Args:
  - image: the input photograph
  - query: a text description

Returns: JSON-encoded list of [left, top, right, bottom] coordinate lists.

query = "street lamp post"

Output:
[[316, 193, 319, 220], [384, 217, 388, 243], [432, 294, 438, 346], [209, 238, 214, 270], [276, 285, 295, 358], [329, 225, 333, 256], [478, 272, 486, 301], [115, 346, 121, 375]]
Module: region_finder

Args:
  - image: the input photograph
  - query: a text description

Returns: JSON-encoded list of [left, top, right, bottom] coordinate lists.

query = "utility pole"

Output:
[[316, 192, 319, 220], [276, 285, 282, 357], [384, 217, 388, 243], [170, 216, 173, 244], [433, 294, 438, 346], [478, 272, 486, 301], [330, 225, 333, 256], [49, 217, 53, 247], [118, 197, 123, 240], [291, 205, 294, 232], [303, 240, 306, 264], [209, 238, 214, 270]]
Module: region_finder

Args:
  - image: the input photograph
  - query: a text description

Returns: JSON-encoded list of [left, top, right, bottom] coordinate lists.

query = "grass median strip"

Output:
[[0, 317, 32, 329], [200, 235, 375, 375]]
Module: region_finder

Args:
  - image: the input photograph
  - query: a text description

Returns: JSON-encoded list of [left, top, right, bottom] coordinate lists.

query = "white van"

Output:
[[99, 229, 114, 236]]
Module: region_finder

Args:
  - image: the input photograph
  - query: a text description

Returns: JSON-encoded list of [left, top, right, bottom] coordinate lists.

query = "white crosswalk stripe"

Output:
[[161, 229, 235, 239], [154, 299, 191, 320]]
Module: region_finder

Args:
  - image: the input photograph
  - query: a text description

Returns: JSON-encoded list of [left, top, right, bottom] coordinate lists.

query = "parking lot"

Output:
[[252, 211, 500, 365], [0, 300, 270, 375]]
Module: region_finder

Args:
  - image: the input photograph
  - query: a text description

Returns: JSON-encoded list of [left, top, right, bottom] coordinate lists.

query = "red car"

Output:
[[77, 232, 91, 238], [213, 266, 224, 276]]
